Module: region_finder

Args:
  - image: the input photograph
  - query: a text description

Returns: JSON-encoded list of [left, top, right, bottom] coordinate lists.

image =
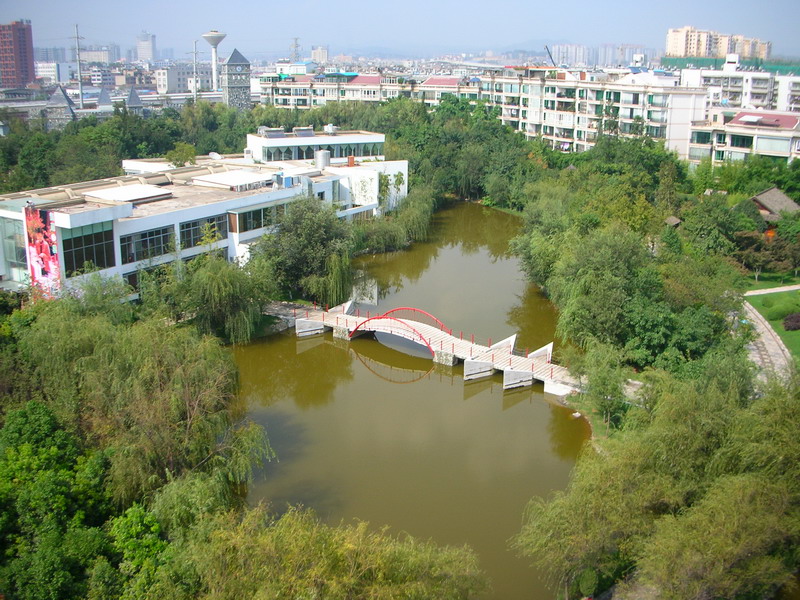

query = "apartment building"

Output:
[[687, 108, 800, 166], [260, 71, 480, 110], [681, 61, 800, 113], [0, 131, 407, 294], [666, 26, 770, 59], [90, 66, 115, 89], [483, 68, 706, 158], [259, 67, 707, 159]]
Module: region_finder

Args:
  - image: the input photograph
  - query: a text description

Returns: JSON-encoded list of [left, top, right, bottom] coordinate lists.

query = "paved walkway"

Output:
[[740, 285, 797, 379], [744, 283, 800, 296], [742, 301, 794, 380]]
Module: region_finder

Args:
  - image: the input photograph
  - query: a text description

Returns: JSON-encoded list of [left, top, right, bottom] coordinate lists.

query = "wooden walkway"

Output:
[[294, 303, 580, 394]]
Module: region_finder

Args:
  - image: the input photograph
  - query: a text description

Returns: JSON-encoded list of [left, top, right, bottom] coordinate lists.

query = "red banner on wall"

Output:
[[24, 205, 60, 296]]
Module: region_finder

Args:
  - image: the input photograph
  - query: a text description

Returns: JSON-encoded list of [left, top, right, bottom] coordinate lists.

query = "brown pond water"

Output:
[[234, 202, 591, 599]]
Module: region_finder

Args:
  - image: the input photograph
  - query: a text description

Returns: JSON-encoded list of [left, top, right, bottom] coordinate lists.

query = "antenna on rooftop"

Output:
[[74, 25, 85, 109], [290, 37, 301, 62]]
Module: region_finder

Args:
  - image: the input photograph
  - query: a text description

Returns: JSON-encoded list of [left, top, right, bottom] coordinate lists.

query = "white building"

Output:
[[245, 126, 385, 162], [80, 45, 121, 64], [485, 67, 706, 158], [680, 56, 800, 113], [0, 130, 407, 294], [275, 60, 317, 75], [311, 46, 329, 65], [34, 62, 74, 84], [155, 64, 213, 94], [89, 66, 114, 89], [136, 31, 157, 63], [258, 67, 707, 159], [687, 108, 800, 167]]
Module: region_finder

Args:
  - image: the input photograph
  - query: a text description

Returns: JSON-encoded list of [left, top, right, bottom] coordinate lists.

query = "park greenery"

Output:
[[2, 96, 800, 598]]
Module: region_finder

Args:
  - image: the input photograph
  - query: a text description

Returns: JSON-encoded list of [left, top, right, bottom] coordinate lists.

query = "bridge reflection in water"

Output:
[[295, 330, 556, 410], [295, 303, 579, 395]]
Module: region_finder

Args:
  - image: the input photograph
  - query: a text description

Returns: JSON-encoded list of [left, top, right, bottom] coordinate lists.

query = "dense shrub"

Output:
[[765, 301, 800, 322], [783, 312, 800, 331]]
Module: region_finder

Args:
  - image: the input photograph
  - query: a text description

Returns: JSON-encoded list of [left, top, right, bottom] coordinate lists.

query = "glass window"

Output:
[[755, 137, 790, 153], [237, 204, 284, 233], [730, 135, 753, 149], [62, 221, 115, 276], [179, 214, 228, 248], [120, 226, 174, 265], [691, 131, 712, 144]]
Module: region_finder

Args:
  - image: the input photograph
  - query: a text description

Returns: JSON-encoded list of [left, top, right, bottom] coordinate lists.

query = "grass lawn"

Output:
[[744, 271, 800, 291], [747, 290, 800, 358]]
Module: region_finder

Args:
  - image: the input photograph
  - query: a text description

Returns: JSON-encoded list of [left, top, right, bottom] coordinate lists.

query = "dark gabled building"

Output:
[[750, 187, 800, 223]]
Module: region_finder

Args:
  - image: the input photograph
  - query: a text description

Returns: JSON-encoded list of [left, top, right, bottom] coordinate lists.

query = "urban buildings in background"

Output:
[[311, 46, 329, 65], [549, 44, 661, 67], [136, 31, 156, 62], [1, 18, 798, 166], [0, 20, 34, 87], [666, 25, 771, 60], [79, 45, 121, 64]]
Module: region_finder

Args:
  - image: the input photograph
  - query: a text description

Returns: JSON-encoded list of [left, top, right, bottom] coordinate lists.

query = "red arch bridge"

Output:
[[294, 302, 578, 393]]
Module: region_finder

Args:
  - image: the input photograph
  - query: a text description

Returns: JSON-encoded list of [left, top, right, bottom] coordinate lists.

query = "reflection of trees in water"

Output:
[[235, 333, 354, 410], [505, 284, 560, 351], [440, 203, 521, 261], [546, 402, 591, 461], [354, 203, 521, 301], [354, 244, 439, 300]]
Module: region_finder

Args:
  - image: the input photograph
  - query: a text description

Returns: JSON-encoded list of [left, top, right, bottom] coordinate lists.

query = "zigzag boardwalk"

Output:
[[295, 303, 579, 394]]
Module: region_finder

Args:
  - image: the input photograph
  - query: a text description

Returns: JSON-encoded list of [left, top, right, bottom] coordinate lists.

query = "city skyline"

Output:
[[1, 0, 798, 61]]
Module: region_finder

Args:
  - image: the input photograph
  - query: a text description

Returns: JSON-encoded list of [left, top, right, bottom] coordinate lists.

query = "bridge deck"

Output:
[[294, 305, 580, 393]]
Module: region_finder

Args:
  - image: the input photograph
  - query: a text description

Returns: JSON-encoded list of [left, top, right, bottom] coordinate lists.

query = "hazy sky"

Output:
[[2, 0, 798, 60]]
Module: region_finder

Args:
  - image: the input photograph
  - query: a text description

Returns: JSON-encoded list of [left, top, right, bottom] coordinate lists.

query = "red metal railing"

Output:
[[379, 307, 452, 335], [349, 315, 436, 356]]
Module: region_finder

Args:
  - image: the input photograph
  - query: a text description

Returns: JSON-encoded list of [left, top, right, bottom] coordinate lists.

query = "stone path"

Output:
[[742, 301, 794, 380]]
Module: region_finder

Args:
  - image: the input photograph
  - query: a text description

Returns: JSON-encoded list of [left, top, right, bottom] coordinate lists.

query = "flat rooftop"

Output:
[[250, 129, 383, 141], [0, 160, 330, 219]]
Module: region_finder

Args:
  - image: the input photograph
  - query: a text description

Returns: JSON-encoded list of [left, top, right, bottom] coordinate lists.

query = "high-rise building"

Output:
[[79, 44, 121, 64], [666, 26, 771, 59], [0, 20, 35, 87], [550, 45, 593, 67], [311, 45, 329, 64], [136, 31, 156, 62], [35, 46, 66, 62]]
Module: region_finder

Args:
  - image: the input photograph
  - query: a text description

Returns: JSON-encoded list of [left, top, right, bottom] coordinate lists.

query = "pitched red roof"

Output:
[[348, 75, 382, 85], [730, 112, 799, 130], [421, 76, 462, 87]]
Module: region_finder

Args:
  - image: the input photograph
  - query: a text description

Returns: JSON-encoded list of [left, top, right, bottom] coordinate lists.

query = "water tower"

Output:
[[202, 30, 227, 91]]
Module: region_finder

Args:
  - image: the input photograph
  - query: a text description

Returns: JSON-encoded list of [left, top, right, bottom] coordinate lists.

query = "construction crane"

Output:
[[544, 45, 556, 67]]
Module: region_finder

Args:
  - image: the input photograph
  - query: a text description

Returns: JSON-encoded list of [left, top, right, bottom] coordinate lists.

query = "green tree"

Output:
[[252, 194, 352, 302], [164, 141, 197, 168]]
